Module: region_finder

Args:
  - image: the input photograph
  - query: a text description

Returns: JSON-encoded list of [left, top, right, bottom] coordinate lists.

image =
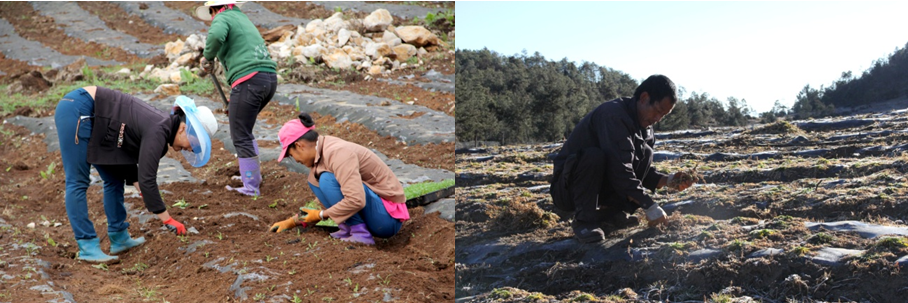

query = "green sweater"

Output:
[[203, 7, 276, 84]]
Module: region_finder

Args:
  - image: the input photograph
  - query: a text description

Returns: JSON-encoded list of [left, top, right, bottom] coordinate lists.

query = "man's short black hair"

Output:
[[634, 74, 678, 105]]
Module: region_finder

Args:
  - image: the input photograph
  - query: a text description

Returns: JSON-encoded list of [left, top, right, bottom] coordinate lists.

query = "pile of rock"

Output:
[[136, 8, 446, 88], [266, 9, 446, 75]]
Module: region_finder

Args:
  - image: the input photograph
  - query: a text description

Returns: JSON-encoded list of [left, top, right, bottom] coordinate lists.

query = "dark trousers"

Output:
[[552, 147, 639, 223], [229, 72, 278, 158]]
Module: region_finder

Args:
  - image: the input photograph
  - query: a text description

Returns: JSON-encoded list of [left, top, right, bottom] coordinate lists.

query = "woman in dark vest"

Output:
[[54, 87, 218, 262]]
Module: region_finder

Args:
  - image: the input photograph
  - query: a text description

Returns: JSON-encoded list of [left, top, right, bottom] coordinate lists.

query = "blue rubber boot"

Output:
[[109, 230, 146, 255], [76, 238, 118, 263]]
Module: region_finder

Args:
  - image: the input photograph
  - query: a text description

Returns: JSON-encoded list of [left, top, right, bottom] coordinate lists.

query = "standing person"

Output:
[[267, 113, 410, 245], [54, 87, 218, 262], [195, 0, 278, 196], [550, 75, 696, 243]]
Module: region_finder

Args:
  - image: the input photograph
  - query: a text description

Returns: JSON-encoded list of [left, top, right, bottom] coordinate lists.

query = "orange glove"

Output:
[[269, 217, 300, 233], [163, 217, 187, 235], [299, 208, 323, 225]]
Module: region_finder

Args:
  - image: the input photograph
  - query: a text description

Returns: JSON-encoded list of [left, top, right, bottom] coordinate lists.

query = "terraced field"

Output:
[[455, 112, 908, 302], [0, 2, 454, 302]]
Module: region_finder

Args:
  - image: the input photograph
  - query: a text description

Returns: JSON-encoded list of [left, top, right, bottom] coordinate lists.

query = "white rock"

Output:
[[53, 222, 62, 227], [363, 9, 392, 32], [383, 30, 402, 47], [300, 44, 327, 59], [165, 39, 185, 60], [169, 70, 182, 83], [143, 65, 154, 73], [369, 65, 383, 75], [338, 28, 351, 47], [116, 68, 131, 74], [155, 84, 181, 96], [395, 26, 439, 47], [324, 49, 353, 69], [185, 34, 205, 52], [417, 47, 428, 56], [365, 42, 392, 58], [40, 221, 50, 227], [361, 60, 372, 69], [27, 222, 35, 229], [324, 12, 347, 33], [305, 19, 324, 33], [393, 44, 417, 62], [175, 53, 194, 66]]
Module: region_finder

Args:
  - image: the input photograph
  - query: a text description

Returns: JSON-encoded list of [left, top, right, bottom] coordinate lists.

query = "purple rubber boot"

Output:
[[330, 223, 351, 239], [226, 157, 262, 196], [341, 223, 375, 245]]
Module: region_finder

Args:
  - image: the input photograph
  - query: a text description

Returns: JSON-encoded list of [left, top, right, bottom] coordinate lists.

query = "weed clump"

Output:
[[491, 198, 558, 232], [808, 232, 835, 245], [746, 120, 804, 135]]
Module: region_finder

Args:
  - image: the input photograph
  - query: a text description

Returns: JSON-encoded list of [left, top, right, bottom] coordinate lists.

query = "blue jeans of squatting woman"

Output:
[[309, 173, 402, 238], [55, 88, 130, 240]]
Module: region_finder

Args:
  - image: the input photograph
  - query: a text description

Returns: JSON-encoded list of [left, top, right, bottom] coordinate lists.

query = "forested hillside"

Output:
[[456, 49, 753, 144]]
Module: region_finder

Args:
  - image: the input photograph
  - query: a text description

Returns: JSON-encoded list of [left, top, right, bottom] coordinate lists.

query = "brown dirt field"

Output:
[[0, 2, 142, 65], [77, 2, 184, 46], [0, 52, 41, 83], [0, 119, 453, 302]]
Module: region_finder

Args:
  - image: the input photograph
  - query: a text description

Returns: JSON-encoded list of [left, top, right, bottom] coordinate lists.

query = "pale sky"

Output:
[[457, 1, 908, 113]]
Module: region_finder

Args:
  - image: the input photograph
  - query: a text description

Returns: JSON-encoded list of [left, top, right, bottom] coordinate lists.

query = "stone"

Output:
[[344, 47, 366, 62], [27, 222, 36, 229], [154, 84, 181, 96], [365, 42, 393, 58], [262, 24, 296, 43], [300, 44, 327, 60], [169, 70, 182, 83], [363, 9, 392, 32], [165, 39, 185, 59], [143, 65, 154, 73], [417, 47, 428, 56], [338, 28, 351, 47], [175, 53, 194, 66], [382, 30, 402, 47], [395, 26, 439, 47], [305, 19, 326, 38], [392, 44, 417, 62], [324, 12, 346, 33], [184, 34, 205, 52], [368, 66, 383, 74], [116, 68, 131, 74], [40, 220, 50, 227], [294, 33, 313, 46], [324, 49, 353, 69]]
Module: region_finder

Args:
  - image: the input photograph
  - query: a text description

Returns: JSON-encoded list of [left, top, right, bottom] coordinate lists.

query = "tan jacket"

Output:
[[308, 136, 406, 223]]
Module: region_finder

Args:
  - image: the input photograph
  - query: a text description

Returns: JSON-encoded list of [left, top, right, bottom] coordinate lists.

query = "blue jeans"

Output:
[[309, 173, 401, 238], [55, 89, 130, 240]]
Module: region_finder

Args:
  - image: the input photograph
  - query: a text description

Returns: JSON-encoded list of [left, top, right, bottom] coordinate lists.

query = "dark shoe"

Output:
[[602, 211, 640, 229], [571, 220, 605, 243]]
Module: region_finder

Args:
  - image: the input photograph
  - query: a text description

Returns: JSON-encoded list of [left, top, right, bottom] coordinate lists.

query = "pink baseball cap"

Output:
[[277, 118, 315, 162]]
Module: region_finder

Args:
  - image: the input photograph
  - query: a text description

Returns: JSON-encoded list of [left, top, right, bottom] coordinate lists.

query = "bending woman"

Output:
[[55, 87, 218, 262]]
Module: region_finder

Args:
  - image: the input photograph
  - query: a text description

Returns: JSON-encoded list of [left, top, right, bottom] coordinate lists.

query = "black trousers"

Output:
[[552, 147, 640, 223], [228, 72, 278, 158]]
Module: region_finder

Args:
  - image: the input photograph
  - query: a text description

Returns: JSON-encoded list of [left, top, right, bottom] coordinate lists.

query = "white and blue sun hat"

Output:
[[171, 96, 218, 167]]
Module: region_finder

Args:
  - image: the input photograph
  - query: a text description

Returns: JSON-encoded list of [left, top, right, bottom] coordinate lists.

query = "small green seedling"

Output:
[[92, 263, 108, 271], [268, 201, 278, 208], [172, 198, 190, 209], [40, 162, 56, 179]]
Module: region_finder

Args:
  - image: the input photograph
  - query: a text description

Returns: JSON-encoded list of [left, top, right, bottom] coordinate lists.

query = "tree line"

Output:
[[791, 42, 908, 119], [456, 49, 756, 144]]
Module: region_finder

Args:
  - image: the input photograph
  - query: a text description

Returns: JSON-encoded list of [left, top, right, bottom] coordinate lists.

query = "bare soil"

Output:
[[77, 2, 184, 46]]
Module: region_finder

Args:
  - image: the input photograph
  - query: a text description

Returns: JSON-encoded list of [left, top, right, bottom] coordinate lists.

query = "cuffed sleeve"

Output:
[[643, 167, 668, 192]]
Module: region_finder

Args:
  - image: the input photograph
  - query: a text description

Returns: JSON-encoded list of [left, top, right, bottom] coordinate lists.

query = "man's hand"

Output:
[[667, 172, 695, 191], [299, 208, 323, 225], [200, 57, 213, 73], [645, 204, 668, 227], [269, 217, 300, 233], [163, 217, 187, 235], [133, 182, 142, 197]]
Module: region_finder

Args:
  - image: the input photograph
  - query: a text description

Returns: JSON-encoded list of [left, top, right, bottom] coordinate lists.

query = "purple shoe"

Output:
[[341, 223, 375, 245], [331, 223, 351, 239]]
